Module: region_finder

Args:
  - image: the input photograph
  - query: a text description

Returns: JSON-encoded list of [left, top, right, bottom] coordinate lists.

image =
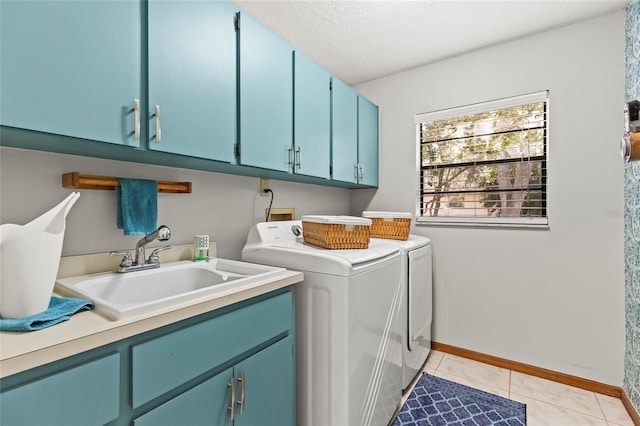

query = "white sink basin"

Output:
[[55, 259, 287, 320]]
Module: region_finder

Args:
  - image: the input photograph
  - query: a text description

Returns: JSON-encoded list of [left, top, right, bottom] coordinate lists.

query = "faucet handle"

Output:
[[110, 250, 133, 268], [148, 245, 172, 264]]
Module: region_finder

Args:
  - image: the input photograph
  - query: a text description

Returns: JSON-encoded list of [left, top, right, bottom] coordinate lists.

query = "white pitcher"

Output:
[[0, 192, 80, 318]]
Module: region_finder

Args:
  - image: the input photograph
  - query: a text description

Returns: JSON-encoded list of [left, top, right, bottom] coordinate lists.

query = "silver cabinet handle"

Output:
[[355, 163, 364, 183], [237, 372, 246, 415], [288, 145, 294, 167], [154, 104, 161, 143], [354, 164, 359, 181], [133, 99, 140, 140], [295, 147, 302, 170], [228, 378, 236, 421]]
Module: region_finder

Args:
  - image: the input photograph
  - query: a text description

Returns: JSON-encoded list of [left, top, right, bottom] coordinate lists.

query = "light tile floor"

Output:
[[401, 350, 635, 426]]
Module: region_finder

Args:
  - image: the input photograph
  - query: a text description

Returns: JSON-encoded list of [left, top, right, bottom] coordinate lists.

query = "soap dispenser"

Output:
[[193, 235, 209, 261]]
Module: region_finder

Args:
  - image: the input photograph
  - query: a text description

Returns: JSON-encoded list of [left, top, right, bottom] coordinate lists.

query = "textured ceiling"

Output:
[[234, 0, 628, 85]]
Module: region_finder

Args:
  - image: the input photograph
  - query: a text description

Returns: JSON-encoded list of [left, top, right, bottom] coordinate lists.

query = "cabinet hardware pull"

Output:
[[288, 145, 294, 168], [295, 147, 302, 170], [154, 104, 161, 143], [354, 164, 359, 182], [237, 372, 246, 414], [133, 99, 140, 140], [228, 378, 237, 421], [359, 164, 364, 182]]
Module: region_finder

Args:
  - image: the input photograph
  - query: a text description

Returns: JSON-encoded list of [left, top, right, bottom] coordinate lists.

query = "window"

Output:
[[415, 91, 549, 227]]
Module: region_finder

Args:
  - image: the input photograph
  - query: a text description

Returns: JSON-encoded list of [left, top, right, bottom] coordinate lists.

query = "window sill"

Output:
[[416, 217, 549, 229]]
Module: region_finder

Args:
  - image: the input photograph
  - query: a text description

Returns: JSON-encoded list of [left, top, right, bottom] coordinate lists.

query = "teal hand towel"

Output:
[[0, 297, 94, 332], [116, 178, 158, 235]]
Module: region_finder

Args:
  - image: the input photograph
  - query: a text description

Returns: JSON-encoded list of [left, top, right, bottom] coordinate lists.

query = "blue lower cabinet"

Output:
[[0, 290, 295, 426], [131, 292, 292, 408], [235, 336, 295, 426], [0, 353, 120, 426], [133, 336, 294, 426], [134, 368, 234, 426]]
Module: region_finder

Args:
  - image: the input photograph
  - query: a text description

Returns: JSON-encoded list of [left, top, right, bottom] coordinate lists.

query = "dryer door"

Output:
[[408, 245, 433, 351]]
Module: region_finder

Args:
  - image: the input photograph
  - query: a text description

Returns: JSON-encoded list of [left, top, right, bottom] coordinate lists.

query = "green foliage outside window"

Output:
[[420, 102, 547, 218]]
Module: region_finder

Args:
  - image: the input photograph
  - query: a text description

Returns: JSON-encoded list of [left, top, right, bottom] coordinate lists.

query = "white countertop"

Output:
[[0, 270, 303, 378]]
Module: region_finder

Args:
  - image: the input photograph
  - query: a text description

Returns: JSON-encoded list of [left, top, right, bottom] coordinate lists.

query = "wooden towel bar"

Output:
[[62, 172, 192, 193]]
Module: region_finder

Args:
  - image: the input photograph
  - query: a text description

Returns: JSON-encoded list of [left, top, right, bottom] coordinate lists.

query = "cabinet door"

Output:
[[0, 353, 120, 426], [148, 0, 236, 162], [133, 368, 234, 426], [358, 96, 379, 186], [237, 11, 293, 172], [331, 78, 359, 183], [131, 292, 293, 408], [235, 336, 295, 426], [293, 51, 331, 179], [0, 0, 141, 147]]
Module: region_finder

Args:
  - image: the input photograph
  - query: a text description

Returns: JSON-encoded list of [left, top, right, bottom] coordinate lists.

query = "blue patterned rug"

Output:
[[392, 373, 526, 426]]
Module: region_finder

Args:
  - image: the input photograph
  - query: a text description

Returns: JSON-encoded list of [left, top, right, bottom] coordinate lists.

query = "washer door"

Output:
[[408, 244, 433, 351]]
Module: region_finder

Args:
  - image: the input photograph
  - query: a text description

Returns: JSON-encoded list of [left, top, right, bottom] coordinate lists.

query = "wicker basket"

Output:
[[301, 216, 371, 249], [362, 211, 412, 240]]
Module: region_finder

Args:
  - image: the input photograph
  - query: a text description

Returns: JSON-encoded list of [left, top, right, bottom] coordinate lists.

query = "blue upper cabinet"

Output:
[[331, 81, 379, 186], [1, 1, 377, 188], [293, 51, 331, 179], [331, 78, 359, 183], [357, 95, 379, 186], [148, 1, 236, 162], [237, 11, 293, 172], [0, 0, 141, 147]]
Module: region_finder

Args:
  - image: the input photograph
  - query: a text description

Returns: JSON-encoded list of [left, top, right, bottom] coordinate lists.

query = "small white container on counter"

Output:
[[193, 235, 210, 262]]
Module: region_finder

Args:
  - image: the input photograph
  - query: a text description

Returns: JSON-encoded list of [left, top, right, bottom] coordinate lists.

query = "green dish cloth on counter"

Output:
[[0, 297, 94, 332]]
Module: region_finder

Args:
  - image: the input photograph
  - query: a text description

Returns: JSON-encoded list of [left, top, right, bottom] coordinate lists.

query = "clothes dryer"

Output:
[[371, 235, 433, 391], [242, 220, 403, 426]]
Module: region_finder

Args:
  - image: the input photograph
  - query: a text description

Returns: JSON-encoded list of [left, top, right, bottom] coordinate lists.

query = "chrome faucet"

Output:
[[110, 225, 172, 273]]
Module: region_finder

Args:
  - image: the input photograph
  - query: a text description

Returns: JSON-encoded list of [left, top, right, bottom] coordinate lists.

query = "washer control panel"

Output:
[[253, 221, 302, 244]]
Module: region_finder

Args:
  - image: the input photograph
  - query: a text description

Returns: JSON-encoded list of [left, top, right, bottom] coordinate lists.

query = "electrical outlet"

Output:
[[260, 178, 270, 196]]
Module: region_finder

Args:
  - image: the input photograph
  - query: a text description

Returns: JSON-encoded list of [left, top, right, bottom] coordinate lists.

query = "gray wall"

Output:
[[0, 147, 351, 259], [353, 12, 626, 385]]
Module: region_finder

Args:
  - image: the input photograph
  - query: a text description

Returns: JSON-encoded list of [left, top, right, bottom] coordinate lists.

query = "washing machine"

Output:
[[372, 234, 433, 391], [242, 220, 403, 426]]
